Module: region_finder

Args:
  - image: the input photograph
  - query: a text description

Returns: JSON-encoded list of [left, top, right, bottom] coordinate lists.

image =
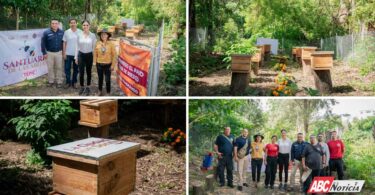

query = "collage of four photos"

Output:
[[0, 0, 374, 194]]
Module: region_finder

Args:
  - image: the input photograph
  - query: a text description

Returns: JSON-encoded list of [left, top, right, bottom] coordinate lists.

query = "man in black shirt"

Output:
[[214, 126, 235, 188], [301, 135, 326, 193]]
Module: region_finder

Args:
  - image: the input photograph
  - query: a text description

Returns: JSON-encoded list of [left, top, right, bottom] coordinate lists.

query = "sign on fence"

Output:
[[118, 41, 152, 96], [0, 29, 48, 87], [117, 22, 164, 96]]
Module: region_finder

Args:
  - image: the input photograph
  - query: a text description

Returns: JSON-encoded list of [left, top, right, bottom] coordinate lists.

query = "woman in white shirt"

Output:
[[277, 129, 292, 191], [75, 20, 96, 95]]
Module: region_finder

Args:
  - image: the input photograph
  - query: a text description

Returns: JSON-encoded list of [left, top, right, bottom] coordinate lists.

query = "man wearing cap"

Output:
[[214, 126, 235, 188], [301, 135, 326, 193], [250, 133, 264, 188], [327, 130, 345, 180], [234, 129, 251, 191]]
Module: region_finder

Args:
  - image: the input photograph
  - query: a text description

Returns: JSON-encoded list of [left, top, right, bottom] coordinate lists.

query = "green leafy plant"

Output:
[[223, 39, 257, 63], [271, 72, 298, 96], [304, 87, 320, 96], [164, 37, 186, 85], [9, 100, 77, 165]]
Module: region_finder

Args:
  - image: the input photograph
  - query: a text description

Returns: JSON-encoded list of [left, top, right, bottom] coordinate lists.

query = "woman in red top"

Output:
[[264, 135, 279, 189]]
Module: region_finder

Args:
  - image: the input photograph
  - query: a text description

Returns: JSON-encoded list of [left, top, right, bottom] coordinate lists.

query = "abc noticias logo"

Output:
[[308, 177, 365, 193]]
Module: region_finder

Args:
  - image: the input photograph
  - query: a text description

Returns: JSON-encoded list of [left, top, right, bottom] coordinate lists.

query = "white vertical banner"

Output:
[[0, 29, 48, 87]]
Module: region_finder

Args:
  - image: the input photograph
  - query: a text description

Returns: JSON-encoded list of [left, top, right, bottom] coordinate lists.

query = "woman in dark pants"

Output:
[[277, 129, 292, 190], [264, 135, 279, 189], [250, 133, 264, 188], [93, 29, 116, 96], [75, 20, 96, 95]]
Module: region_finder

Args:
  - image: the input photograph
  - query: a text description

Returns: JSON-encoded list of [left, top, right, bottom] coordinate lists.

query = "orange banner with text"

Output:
[[117, 40, 152, 96]]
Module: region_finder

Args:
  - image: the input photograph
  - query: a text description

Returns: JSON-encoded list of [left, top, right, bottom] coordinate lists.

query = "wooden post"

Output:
[[302, 59, 312, 76], [230, 72, 250, 95], [206, 174, 215, 193], [88, 125, 110, 138], [311, 51, 334, 94], [312, 70, 332, 94], [192, 183, 204, 195]]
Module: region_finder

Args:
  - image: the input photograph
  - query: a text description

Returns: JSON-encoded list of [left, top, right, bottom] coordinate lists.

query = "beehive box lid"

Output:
[[80, 99, 116, 108], [301, 46, 318, 49], [311, 51, 334, 55], [47, 138, 140, 164]]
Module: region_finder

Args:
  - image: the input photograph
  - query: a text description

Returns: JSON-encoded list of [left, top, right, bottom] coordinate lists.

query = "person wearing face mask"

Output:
[[214, 126, 235, 188], [41, 19, 64, 88], [63, 18, 82, 89], [75, 20, 96, 96], [234, 129, 251, 191]]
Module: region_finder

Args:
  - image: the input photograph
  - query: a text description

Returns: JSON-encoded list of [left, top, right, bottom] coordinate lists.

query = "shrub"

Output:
[[164, 37, 186, 85], [9, 100, 77, 165], [161, 127, 186, 147]]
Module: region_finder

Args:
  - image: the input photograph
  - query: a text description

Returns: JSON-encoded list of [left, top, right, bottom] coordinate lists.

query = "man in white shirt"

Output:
[[62, 19, 82, 89], [318, 133, 330, 176]]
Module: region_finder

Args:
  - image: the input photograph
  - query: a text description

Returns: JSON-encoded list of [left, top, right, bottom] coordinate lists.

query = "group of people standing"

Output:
[[41, 18, 117, 96], [214, 127, 345, 193]]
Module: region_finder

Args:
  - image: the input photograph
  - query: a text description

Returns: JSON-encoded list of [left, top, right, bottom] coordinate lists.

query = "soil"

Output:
[[189, 60, 375, 96], [0, 126, 186, 195], [0, 31, 184, 96]]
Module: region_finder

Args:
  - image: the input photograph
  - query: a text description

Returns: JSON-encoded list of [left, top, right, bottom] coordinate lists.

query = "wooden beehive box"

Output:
[[79, 100, 118, 128], [292, 48, 297, 55], [251, 49, 262, 63], [296, 47, 302, 58], [108, 26, 116, 33], [125, 29, 138, 38], [133, 25, 144, 32], [301, 47, 318, 60], [311, 51, 334, 70], [132, 27, 141, 34], [47, 138, 141, 195], [264, 44, 271, 53], [231, 54, 251, 73], [257, 45, 265, 56]]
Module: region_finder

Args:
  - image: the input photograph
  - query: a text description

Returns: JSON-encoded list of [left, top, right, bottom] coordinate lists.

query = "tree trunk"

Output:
[[206, 174, 215, 192], [312, 70, 333, 94], [16, 7, 20, 30], [230, 72, 250, 95], [192, 183, 204, 195], [189, 0, 197, 43], [303, 100, 309, 135]]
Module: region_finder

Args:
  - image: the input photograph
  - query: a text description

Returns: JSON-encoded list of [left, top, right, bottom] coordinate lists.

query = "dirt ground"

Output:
[[0, 126, 185, 195], [189, 60, 375, 96], [0, 31, 183, 96]]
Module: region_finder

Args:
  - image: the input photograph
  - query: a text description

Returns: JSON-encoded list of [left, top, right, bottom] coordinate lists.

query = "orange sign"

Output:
[[117, 40, 152, 96]]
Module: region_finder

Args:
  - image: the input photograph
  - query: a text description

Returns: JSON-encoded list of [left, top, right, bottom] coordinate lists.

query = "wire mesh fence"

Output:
[[320, 32, 375, 65]]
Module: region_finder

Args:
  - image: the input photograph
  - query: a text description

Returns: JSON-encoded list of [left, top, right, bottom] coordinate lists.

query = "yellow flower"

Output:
[[273, 91, 279, 96]]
